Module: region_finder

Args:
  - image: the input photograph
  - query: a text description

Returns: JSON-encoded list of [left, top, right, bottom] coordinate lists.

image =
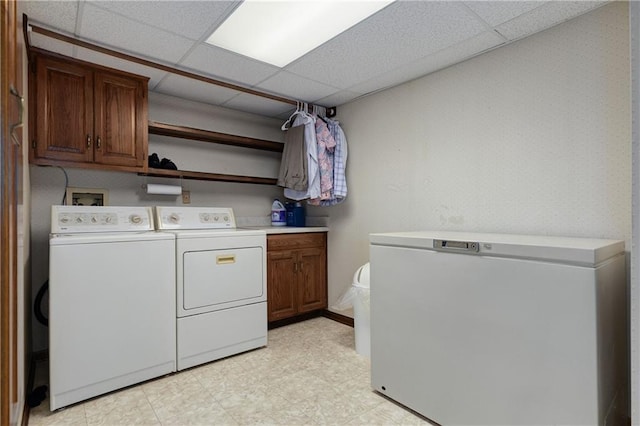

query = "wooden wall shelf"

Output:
[[148, 121, 284, 185], [149, 121, 284, 153], [145, 121, 282, 185], [139, 168, 278, 186]]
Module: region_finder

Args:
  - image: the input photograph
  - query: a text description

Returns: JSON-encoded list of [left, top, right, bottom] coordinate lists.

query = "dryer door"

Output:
[[183, 246, 264, 311]]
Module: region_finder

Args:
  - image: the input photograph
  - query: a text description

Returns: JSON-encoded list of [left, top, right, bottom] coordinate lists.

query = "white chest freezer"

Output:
[[370, 231, 626, 425]]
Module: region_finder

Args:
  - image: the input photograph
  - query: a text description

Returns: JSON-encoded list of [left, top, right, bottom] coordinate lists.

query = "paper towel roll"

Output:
[[146, 184, 182, 195]]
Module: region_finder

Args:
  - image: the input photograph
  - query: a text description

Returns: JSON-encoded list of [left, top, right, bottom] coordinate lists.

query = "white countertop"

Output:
[[236, 215, 329, 234], [239, 226, 328, 234]]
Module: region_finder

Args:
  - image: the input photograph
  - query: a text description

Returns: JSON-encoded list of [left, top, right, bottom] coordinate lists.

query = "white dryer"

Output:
[[49, 205, 176, 410], [155, 206, 267, 371]]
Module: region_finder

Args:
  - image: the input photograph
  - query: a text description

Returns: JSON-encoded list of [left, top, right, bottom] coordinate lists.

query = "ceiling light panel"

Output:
[[206, 0, 394, 67]]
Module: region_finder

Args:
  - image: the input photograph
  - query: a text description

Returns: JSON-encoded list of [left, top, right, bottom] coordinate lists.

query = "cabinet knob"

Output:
[[96, 136, 101, 149], [86, 135, 92, 148]]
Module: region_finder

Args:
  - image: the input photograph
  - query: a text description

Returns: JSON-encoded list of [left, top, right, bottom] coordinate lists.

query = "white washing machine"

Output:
[[155, 206, 267, 371], [49, 205, 176, 410]]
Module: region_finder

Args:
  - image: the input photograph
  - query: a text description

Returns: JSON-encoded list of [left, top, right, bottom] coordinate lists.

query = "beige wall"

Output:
[[327, 2, 630, 312]]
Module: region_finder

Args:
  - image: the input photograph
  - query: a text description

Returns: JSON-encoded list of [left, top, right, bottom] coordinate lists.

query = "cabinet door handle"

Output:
[[9, 84, 23, 146], [299, 262, 303, 271], [96, 136, 101, 149], [293, 262, 298, 272], [86, 135, 92, 148]]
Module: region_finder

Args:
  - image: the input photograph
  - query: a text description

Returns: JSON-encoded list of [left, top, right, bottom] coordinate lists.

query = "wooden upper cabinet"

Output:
[[30, 50, 148, 171], [94, 71, 146, 167], [35, 55, 93, 163]]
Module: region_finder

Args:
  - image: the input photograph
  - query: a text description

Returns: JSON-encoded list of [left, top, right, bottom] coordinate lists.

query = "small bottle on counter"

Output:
[[271, 199, 286, 226]]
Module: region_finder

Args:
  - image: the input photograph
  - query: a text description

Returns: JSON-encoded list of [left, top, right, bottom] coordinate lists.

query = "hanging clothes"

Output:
[[283, 112, 320, 201], [310, 118, 348, 206], [327, 118, 348, 202], [277, 124, 307, 191], [313, 118, 336, 201]]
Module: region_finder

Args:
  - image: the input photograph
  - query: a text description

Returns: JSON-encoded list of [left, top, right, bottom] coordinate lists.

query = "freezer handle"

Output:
[[433, 239, 479, 252]]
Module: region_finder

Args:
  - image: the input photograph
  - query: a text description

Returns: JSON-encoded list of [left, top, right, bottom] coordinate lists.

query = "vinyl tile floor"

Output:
[[28, 317, 432, 426]]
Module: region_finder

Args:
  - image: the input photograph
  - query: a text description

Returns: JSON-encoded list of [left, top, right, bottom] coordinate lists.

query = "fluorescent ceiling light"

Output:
[[206, 0, 394, 67]]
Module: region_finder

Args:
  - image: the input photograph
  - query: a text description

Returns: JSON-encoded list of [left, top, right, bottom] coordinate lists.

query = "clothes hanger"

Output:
[[315, 104, 328, 124], [281, 101, 302, 130]]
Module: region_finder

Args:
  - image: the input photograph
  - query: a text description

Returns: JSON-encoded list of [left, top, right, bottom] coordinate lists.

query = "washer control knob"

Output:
[[223, 215, 229, 222], [130, 214, 143, 224], [76, 216, 84, 223], [213, 215, 219, 222], [169, 213, 180, 224], [60, 216, 70, 224], [202, 213, 210, 222], [91, 216, 98, 223]]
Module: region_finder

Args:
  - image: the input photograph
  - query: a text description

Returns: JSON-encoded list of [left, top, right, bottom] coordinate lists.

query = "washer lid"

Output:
[[50, 231, 175, 245]]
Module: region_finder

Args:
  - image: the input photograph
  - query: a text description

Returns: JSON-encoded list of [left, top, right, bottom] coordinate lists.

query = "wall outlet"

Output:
[[182, 190, 191, 204]]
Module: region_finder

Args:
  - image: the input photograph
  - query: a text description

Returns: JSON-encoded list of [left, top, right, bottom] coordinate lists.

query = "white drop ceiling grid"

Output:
[[19, 0, 608, 118]]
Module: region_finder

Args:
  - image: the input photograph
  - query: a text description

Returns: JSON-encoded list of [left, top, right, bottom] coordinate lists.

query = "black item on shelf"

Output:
[[160, 158, 178, 170], [148, 153, 161, 168]]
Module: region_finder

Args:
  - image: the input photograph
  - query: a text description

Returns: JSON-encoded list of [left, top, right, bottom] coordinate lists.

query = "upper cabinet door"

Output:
[[93, 71, 147, 168], [35, 55, 93, 163]]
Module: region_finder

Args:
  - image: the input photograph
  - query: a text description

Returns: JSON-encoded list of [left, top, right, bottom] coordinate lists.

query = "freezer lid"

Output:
[[369, 231, 625, 266]]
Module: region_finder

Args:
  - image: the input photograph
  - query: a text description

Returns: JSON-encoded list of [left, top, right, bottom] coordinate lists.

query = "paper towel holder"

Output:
[[142, 183, 183, 196]]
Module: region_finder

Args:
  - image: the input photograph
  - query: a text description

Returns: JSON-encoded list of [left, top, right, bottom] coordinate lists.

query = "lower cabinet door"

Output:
[[297, 247, 327, 313], [267, 249, 297, 321]]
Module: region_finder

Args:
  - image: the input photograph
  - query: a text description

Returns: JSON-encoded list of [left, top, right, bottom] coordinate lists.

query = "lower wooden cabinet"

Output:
[[267, 232, 327, 322]]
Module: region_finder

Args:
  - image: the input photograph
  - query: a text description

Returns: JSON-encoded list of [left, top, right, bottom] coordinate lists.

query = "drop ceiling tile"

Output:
[[496, 1, 607, 40], [463, 1, 546, 27], [154, 74, 239, 107], [29, 32, 75, 57], [78, 3, 195, 64], [285, 1, 487, 90], [180, 44, 279, 86], [73, 47, 169, 88], [349, 30, 506, 96], [86, 1, 239, 41], [19, 1, 78, 34], [256, 71, 342, 103], [314, 90, 365, 109], [222, 94, 294, 118]]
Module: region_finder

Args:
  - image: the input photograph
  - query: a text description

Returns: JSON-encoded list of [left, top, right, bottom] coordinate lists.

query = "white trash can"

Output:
[[352, 263, 370, 358]]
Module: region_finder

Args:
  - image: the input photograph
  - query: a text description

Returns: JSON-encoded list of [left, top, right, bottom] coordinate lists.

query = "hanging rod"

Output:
[[22, 14, 337, 117]]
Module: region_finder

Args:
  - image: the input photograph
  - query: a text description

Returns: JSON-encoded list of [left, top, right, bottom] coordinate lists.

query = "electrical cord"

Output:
[[56, 165, 68, 205], [34, 166, 68, 327], [34, 280, 48, 326]]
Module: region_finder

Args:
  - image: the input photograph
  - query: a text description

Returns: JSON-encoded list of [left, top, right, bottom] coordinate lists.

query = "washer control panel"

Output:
[[51, 205, 154, 233], [155, 206, 235, 230]]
